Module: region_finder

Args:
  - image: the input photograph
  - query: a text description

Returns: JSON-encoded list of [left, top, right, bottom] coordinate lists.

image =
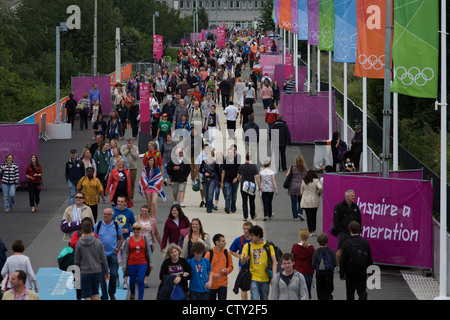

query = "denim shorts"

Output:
[[81, 272, 103, 299]]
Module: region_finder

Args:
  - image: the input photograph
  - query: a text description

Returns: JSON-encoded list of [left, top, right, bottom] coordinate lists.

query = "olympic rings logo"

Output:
[[358, 54, 385, 70], [395, 66, 434, 87], [310, 31, 319, 41], [280, 21, 291, 29]]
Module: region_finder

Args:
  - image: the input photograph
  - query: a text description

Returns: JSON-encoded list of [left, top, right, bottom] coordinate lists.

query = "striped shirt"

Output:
[[283, 78, 296, 94], [0, 162, 19, 184]]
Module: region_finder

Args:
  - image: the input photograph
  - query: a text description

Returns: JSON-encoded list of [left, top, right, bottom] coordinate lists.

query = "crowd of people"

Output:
[[0, 27, 373, 302]]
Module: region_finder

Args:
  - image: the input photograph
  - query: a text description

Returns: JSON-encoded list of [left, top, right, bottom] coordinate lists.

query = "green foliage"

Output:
[[0, 0, 209, 122], [257, 0, 275, 31]]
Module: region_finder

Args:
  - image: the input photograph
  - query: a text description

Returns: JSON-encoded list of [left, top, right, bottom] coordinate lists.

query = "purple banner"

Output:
[[0, 123, 39, 185], [322, 174, 433, 268], [290, 0, 298, 34], [217, 27, 226, 47], [139, 82, 150, 135], [280, 92, 333, 143], [307, 0, 319, 45], [72, 76, 111, 115], [274, 64, 306, 92], [153, 35, 163, 61], [259, 55, 283, 81]]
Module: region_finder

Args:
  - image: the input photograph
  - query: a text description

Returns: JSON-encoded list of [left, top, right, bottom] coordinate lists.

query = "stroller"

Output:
[[339, 150, 355, 172]]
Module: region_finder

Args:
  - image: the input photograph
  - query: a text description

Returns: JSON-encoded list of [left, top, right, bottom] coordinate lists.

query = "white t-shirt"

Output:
[[224, 105, 239, 121]]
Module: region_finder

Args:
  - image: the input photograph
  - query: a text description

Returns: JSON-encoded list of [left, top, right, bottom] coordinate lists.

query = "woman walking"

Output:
[[300, 170, 323, 235], [259, 159, 278, 221], [0, 154, 19, 213], [122, 222, 153, 300], [286, 155, 307, 221], [25, 154, 42, 213]]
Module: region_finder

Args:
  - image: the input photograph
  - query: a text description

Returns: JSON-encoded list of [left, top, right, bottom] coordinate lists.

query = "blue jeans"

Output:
[[290, 195, 303, 219], [100, 253, 119, 300], [189, 291, 209, 300], [128, 263, 147, 300], [2, 183, 16, 211], [250, 280, 269, 300], [68, 180, 77, 206], [224, 182, 239, 212], [203, 178, 215, 213]]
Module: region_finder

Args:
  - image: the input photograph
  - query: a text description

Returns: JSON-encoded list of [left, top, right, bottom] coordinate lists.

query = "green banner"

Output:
[[318, 0, 335, 51], [390, 0, 439, 98]]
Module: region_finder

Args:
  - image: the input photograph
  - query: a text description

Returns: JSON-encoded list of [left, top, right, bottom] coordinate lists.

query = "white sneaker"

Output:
[[180, 203, 186, 207]]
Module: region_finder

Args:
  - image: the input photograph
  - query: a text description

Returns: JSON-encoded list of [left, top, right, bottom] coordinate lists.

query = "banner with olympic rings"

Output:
[[390, 0, 439, 99], [319, 0, 335, 51], [354, 0, 386, 79], [333, 0, 357, 63], [279, 0, 291, 31], [307, 0, 319, 46], [298, 0, 308, 40], [290, 0, 298, 34]]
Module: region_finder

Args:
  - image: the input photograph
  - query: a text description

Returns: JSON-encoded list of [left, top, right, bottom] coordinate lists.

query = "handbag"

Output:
[[76, 100, 85, 112], [242, 181, 258, 196], [283, 165, 294, 189]]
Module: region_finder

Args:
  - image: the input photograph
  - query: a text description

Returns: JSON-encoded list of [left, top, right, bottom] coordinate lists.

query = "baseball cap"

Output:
[[162, 113, 168, 117], [70, 148, 77, 153]]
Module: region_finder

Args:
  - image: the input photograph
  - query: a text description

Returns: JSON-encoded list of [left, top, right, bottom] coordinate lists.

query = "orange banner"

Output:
[[279, 0, 292, 31], [354, 0, 386, 78]]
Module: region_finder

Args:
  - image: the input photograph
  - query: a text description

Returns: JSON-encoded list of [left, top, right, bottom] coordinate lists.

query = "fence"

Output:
[[328, 81, 448, 225]]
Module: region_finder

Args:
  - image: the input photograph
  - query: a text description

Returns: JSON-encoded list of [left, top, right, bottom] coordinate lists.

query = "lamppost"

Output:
[[56, 22, 68, 124], [153, 11, 159, 35]]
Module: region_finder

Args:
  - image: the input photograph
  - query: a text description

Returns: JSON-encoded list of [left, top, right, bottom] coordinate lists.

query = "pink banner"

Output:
[[139, 82, 150, 135], [259, 55, 283, 80], [322, 174, 433, 268], [153, 34, 163, 61], [307, 0, 319, 45], [72, 76, 111, 115], [201, 29, 206, 41], [274, 64, 306, 92], [280, 91, 333, 143], [0, 123, 39, 185], [217, 27, 225, 47]]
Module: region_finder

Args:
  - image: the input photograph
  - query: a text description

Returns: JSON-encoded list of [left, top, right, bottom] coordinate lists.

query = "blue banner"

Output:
[[298, 0, 308, 40], [333, 0, 357, 63]]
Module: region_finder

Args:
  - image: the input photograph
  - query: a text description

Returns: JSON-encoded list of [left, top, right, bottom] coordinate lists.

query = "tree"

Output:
[[257, 0, 275, 31]]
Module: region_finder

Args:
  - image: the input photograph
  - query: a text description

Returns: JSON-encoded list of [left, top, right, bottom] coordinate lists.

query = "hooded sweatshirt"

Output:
[[74, 234, 108, 275]]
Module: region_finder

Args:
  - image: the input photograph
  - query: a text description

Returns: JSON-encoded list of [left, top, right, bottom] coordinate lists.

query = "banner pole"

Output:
[[435, 0, 449, 300], [362, 77, 368, 172], [343, 62, 348, 145]]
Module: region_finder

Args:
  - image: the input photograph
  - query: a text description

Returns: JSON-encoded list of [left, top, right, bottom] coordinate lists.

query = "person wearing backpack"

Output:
[[339, 221, 373, 300], [94, 208, 124, 300], [204, 234, 234, 300], [291, 229, 315, 299], [270, 253, 308, 300], [311, 233, 337, 300], [240, 226, 276, 300], [230, 221, 253, 300]]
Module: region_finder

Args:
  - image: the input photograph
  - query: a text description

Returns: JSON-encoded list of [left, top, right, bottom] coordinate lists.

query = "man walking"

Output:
[[121, 138, 139, 199], [339, 221, 373, 300], [65, 149, 85, 206], [240, 226, 276, 300], [95, 208, 124, 300], [333, 189, 362, 266], [204, 234, 234, 300], [237, 152, 260, 221], [270, 115, 291, 171]]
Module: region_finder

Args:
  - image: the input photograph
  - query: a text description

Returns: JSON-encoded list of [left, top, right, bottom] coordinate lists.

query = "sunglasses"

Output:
[[75, 196, 84, 199]]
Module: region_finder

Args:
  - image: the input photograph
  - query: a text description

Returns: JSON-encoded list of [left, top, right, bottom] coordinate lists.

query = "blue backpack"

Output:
[[315, 248, 334, 274]]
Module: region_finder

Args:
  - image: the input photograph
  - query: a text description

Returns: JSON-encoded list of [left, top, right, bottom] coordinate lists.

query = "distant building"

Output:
[[159, 0, 261, 28]]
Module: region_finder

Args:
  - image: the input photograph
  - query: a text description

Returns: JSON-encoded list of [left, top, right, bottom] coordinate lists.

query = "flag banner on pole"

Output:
[[390, 0, 439, 98], [334, 0, 357, 63], [298, 0, 308, 40], [307, 0, 319, 45], [279, 0, 292, 31], [274, 0, 280, 24], [291, 0, 299, 34], [319, 0, 335, 51], [354, 0, 386, 78]]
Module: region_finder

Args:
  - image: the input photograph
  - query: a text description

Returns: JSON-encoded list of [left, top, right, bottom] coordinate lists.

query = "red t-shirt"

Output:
[[128, 237, 147, 266]]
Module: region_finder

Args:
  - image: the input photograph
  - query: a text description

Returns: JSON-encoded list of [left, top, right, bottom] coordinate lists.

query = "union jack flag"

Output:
[[138, 168, 166, 201]]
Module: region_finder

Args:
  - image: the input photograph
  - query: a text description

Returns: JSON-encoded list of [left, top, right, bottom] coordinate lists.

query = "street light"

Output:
[[153, 11, 159, 35], [56, 22, 68, 124]]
